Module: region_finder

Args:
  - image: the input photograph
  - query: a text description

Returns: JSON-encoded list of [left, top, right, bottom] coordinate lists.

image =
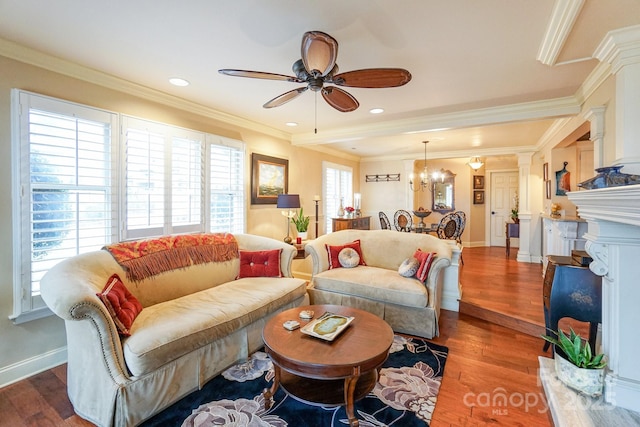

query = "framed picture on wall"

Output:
[[473, 190, 484, 204], [473, 175, 485, 189], [543, 162, 549, 181], [251, 153, 288, 204], [546, 180, 552, 200]]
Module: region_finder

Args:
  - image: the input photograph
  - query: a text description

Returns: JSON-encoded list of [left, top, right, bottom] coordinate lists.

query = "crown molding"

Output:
[[0, 37, 291, 141], [594, 24, 640, 74], [537, 0, 585, 66], [291, 96, 581, 146], [362, 145, 540, 163]]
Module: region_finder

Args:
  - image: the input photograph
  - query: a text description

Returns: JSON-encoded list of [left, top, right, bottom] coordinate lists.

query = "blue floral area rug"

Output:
[[141, 335, 448, 427]]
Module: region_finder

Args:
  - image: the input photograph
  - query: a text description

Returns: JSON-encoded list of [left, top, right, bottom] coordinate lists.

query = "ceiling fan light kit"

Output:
[[219, 31, 411, 114]]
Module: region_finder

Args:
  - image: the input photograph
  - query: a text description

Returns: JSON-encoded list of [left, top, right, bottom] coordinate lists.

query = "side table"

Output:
[[505, 222, 519, 256]]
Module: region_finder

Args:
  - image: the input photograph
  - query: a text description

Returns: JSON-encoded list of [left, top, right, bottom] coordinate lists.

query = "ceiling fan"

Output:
[[219, 31, 411, 113]]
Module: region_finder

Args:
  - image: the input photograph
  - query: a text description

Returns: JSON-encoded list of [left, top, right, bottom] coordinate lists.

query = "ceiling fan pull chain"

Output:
[[315, 91, 318, 134]]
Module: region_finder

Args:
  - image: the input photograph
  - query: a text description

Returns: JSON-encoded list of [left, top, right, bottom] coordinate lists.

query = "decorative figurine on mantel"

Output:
[[578, 165, 640, 189]]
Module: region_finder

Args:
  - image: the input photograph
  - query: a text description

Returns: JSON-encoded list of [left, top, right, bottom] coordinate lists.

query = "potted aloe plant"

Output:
[[292, 207, 310, 240], [542, 327, 607, 396]]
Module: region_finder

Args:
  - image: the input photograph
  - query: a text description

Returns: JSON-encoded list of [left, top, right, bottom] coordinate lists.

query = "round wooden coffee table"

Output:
[[262, 304, 394, 427]]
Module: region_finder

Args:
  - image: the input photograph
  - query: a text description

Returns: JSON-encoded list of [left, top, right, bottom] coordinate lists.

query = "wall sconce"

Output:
[[468, 156, 484, 171]]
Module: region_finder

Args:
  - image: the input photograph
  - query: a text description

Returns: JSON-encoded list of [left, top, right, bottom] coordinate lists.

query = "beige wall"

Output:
[[0, 55, 357, 382]]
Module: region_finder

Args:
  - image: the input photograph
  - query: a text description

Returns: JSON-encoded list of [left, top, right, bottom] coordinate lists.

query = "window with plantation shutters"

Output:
[[323, 161, 353, 233], [12, 90, 118, 323], [12, 90, 245, 323], [122, 117, 205, 239], [208, 137, 245, 234]]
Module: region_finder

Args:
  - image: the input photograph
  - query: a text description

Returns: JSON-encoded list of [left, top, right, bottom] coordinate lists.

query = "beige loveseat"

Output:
[[40, 233, 308, 427], [305, 229, 462, 338]]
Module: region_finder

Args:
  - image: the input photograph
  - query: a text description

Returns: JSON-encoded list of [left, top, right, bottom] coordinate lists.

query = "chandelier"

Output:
[[409, 141, 446, 192]]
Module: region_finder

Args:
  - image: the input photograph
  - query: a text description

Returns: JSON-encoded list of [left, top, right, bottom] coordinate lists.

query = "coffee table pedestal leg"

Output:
[[344, 367, 361, 427], [263, 364, 281, 410]]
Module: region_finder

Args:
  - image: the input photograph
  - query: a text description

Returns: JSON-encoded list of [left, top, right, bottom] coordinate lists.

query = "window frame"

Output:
[[322, 161, 353, 234], [10, 90, 246, 323]]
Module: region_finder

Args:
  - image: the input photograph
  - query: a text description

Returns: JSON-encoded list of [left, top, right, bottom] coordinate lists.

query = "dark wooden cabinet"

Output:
[[332, 216, 370, 232], [542, 255, 601, 352]]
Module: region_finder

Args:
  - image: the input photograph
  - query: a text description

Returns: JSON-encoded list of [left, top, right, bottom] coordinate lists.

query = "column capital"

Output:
[[594, 25, 640, 74]]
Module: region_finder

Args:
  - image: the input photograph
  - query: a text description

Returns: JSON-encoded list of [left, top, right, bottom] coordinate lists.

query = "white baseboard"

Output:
[[0, 346, 67, 388]]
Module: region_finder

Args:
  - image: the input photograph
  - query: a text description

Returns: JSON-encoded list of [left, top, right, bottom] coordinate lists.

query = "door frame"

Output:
[[484, 168, 519, 247]]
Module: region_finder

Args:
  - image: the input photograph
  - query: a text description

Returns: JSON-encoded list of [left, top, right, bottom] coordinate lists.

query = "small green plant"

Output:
[[292, 207, 310, 232], [541, 327, 606, 369]]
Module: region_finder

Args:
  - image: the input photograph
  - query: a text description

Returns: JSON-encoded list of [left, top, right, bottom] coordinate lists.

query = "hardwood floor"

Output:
[[1, 246, 561, 426]]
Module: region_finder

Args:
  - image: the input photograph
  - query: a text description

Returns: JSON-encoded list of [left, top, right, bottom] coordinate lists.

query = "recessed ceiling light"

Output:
[[369, 108, 384, 114], [169, 78, 190, 87], [285, 122, 298, 127]]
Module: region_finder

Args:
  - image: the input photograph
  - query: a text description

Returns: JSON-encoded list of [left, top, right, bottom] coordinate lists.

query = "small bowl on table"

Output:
[[413, 210, 432, 231]]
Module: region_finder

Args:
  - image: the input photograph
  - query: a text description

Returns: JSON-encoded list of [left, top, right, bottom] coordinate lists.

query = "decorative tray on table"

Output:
[[300, 312, 354, 341]]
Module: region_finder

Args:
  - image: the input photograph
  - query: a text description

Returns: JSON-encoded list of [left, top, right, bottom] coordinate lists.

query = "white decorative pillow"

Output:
[[338, 248, 360, 268], [398, 257, 420, 277]]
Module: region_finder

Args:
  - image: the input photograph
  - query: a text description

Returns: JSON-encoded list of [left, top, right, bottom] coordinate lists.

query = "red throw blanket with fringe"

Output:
[[103, 233, 238, 281]]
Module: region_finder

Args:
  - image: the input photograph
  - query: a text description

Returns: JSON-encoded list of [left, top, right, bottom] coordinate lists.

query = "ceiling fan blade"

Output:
[[263, 87, 308, 108], [332, 68, 411, 88], [321, 87, 359, 112], [301, 31, 338, 77], [218, 69, 302, 82]]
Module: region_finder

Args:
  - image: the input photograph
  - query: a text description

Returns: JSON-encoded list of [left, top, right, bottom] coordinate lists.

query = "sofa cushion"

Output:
[[312, 266, 428, 308], [398, 257, 420, 277], [338, 248, 360, 268], [97, 274, 143, 336], [237, 249, 282, 278], [326, 240, 366, 269], [414, 249, 436, 282], [122, 277, 307, 376]]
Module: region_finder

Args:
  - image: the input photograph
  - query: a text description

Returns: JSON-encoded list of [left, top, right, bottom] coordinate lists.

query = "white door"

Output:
[[490, 171, 519, 246]]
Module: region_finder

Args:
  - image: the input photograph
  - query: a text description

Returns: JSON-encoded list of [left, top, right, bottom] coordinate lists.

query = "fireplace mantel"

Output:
[[567, 184, 640, 414]]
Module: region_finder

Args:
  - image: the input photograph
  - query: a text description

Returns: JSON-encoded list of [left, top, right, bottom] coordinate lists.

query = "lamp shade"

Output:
[[276, 194, 300, 209]]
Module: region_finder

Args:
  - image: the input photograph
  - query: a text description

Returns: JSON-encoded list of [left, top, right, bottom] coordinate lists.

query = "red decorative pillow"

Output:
[[413, 249, 436, 282], [326, 240, 366, 269], [237, 249, 283, 278], [97, 274, 143, 336]]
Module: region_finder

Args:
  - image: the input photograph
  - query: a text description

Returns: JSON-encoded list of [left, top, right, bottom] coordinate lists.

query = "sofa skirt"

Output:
[[307, 286, 438, 339]]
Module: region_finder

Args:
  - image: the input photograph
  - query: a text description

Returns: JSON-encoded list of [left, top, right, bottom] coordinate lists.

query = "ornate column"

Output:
[[594, 25, 640, 174], [583, 106, 606, 169]]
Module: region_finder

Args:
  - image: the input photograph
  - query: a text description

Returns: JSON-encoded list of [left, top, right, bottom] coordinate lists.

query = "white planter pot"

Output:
[[554, 352, 605, 397], [297, 231, 308, 240]]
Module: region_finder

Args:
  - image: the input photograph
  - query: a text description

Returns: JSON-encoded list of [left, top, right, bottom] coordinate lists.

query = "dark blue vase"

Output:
[[578, 165, 640, 189]]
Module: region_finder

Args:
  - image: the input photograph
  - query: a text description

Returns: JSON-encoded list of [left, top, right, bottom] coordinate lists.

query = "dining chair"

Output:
[[379, 211, 391, 230], [436, 212, 458, 239], [393, 209, 413, 232], [437, 211, 465, 264]]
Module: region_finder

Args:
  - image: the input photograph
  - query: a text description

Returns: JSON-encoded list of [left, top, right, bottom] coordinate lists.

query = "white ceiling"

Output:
[[1, 0, 638, 160]]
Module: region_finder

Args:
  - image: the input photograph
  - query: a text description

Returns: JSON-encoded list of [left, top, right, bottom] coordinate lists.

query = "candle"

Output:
[[313, 194, 321, 201], [354, 193, 361, 210]]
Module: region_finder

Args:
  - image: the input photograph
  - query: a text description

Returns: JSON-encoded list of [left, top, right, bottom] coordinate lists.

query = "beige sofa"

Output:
[[40, 233, 308, 427], [305, 229, 462, 338]]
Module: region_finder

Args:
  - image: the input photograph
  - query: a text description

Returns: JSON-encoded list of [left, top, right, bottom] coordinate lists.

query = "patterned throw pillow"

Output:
[[97, 274, 143, 336], [398, 257, 420, 277], [237, 249, 283, 279], [338, 248, 360, 268], [413, 249, 437, 282], [326, 240, 366, 269]]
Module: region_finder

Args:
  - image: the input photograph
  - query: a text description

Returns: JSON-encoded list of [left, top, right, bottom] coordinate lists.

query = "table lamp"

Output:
[[277, 194, 300, 244]]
